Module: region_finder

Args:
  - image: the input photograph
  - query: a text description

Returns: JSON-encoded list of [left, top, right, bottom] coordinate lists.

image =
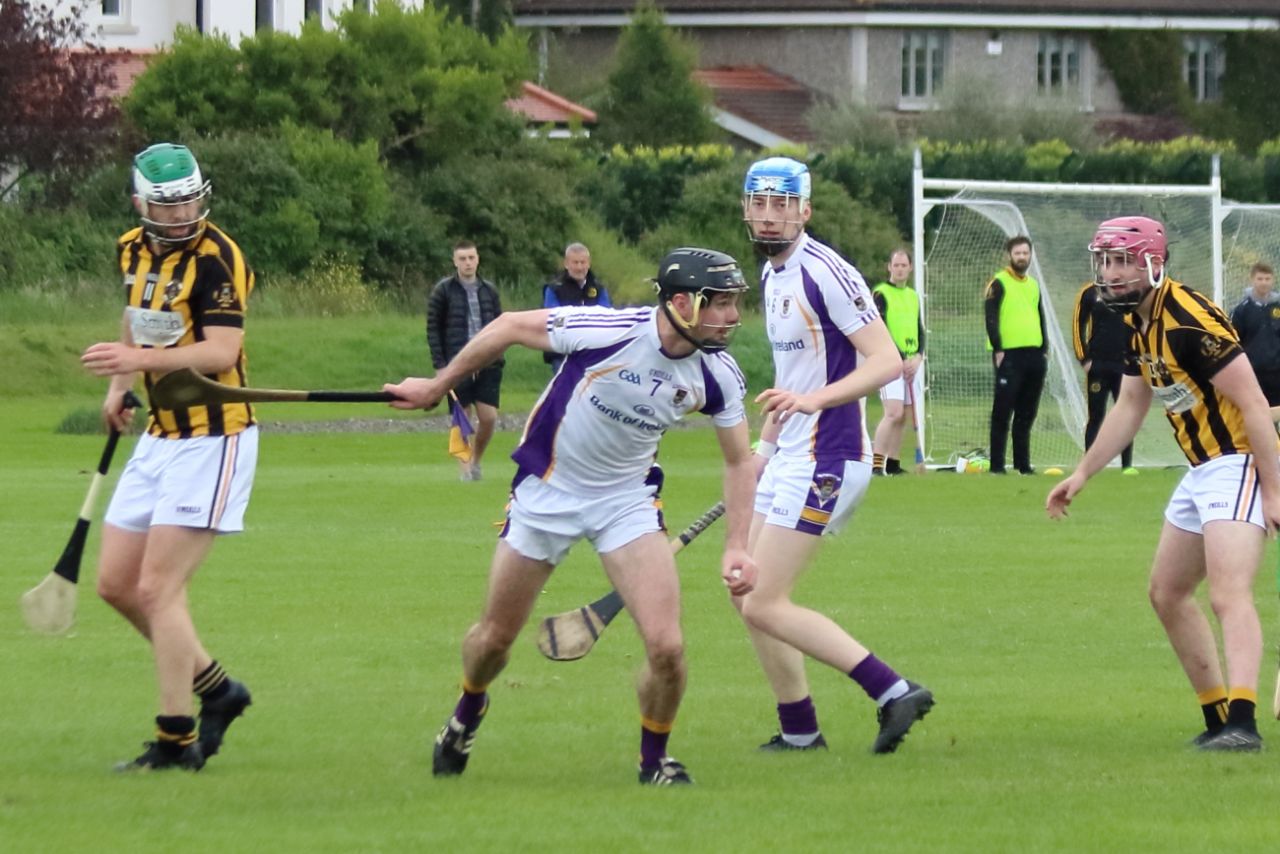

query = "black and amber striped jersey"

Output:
[[1072, 283, 1131, 371], [117, 222, 255, 438], [1123, 279, 1250, 466]]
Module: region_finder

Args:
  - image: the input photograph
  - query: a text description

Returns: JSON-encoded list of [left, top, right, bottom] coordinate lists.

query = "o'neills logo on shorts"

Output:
[[175, 504, 203, 514]]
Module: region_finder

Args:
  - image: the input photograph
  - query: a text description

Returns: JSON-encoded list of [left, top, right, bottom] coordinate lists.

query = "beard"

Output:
[[1010, 259, 1030, 275]]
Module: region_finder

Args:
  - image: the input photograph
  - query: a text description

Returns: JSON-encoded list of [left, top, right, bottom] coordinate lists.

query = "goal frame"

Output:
[[909, 149, 1224, 465]]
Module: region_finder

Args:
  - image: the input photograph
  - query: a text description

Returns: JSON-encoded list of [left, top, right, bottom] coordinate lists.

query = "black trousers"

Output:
[[1084, 365, 1132, 469], [989, 348, 1046, 472]]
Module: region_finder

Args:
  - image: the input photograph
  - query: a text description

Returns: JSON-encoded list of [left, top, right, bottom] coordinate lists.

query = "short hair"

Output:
[[564, 242, 590, 257], [1005, 235, 1032, 254], [453, 240, 476, 253], [888, 247, 912, 264], [1251, 262, 1274, 277]]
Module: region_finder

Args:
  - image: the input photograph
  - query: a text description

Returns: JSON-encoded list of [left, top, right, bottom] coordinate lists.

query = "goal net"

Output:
[[1222, 203, 1280, 305], [912, 165, 1224, 469]]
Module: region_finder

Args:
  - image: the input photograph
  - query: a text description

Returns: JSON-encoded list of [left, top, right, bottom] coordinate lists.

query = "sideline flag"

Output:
[[447, 391, 474, 463]]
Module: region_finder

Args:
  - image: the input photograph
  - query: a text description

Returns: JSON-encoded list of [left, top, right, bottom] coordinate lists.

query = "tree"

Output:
[[438, 0, 513, 41], [123, 1, 529, 166], [0, 1, 119, 198], [594, 1, 717, 149]]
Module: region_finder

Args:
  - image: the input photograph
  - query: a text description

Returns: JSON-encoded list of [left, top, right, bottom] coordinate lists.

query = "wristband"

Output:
[[754, 440, 777, 459]]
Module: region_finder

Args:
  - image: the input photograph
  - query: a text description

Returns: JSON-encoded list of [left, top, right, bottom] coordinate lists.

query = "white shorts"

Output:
[[1164, 453, 1264, 535], [754, 454, 870, 537], [879, 368, 924, 407], [501, 473, 664, 564], [105, 427, 259, 533]]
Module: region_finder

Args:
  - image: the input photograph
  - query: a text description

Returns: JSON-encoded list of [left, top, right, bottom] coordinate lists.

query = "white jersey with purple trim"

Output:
[[511, 306, 747, 495], [762, 232, 881, 462]]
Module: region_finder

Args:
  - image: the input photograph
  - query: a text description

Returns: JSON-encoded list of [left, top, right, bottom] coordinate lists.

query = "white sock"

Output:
[[875, 679, 909, 707], [782, 732, 821, 747]]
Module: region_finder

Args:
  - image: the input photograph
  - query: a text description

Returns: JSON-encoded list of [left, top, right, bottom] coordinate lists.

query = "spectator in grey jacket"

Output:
[[427, 240, 503, 480]]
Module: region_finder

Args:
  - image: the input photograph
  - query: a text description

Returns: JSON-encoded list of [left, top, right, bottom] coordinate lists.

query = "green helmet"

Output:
[[132, 143, 211, 247]]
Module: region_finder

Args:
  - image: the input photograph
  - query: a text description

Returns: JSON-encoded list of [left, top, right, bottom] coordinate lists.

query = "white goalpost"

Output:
[[911, 150, 1226, 470], [1221, 203, 1280, 304]]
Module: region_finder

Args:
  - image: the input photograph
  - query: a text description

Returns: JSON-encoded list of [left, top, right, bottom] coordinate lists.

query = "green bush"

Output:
[[588, 143, 736, 242]]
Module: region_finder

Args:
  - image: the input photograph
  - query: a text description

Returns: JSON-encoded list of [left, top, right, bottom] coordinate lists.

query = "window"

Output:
[[1184, 35, 1225, 102], [901, 31, 946, 102], [256, 0, 273, 32], [305, 0, 322, 20], [101, 0, 121, 15], [1037, 34, 1081, 94]]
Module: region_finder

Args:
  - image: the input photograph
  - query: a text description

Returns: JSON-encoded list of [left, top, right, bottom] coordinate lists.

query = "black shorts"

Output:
[[454, 365, 503, 408]]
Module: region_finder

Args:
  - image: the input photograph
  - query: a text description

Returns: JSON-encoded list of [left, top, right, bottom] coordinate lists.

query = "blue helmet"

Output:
[[743, 157, 811, 201], [743, 157, 811, 256]]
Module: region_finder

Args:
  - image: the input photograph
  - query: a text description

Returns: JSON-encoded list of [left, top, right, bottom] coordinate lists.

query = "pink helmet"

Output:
[[1088, 216, 1167, 305], [1088, 216, 1167, 266]]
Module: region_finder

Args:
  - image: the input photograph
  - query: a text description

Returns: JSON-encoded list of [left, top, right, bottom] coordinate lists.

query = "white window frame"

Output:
[[900, 30, 947, 109], [98, 0, 137, 36], [1037, 33, 1082, 95], [1183, 34, 1225, 102]]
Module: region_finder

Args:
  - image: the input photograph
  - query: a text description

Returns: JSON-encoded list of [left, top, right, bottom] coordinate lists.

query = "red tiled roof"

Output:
[[693, 66, 820, 143], [505, 81, 597, 125]]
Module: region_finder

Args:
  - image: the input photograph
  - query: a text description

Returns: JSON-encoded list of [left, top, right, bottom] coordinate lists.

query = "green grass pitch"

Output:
[[4, 408, 1280, 851]]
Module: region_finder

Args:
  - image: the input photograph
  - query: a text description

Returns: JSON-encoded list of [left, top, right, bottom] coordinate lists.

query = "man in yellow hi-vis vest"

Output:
[[872, 249, 924, 475], [984, 235, 1047, 474]]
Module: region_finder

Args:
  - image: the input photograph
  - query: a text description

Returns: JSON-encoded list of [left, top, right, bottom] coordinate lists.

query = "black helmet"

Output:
[[655, 247, 748, 352], [656, 247, 748, 299]]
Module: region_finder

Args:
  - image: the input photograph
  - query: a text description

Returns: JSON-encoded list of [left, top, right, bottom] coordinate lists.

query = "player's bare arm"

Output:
[[714, 418, 758, 595], [83, 323, 243, 378], [1047, 375, 1152, 519], [386, 309, 553, 410], [755, 321, 902, 421]]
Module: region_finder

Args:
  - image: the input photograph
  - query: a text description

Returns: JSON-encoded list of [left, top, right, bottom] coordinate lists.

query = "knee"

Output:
[[97, 574, 137, 612], [1207, 587, 1252, 622], [739, 595, 778, 634], [470, 618, 520, 655], [1148, 578, 1190, 616], [884, 409, 905, 428], [476, 409, 498, 430], [644, 636, 685, 679]]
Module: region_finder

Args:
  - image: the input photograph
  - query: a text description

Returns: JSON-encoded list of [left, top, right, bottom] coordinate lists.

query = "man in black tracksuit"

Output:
[[1072, 282, 1135, 470], [1229, 262, 1280, 406], [984, 235, 1047, 474], [428, 240, 503, 481]]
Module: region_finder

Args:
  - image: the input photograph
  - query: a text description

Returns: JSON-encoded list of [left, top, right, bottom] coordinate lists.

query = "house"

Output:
[[83, 2, 593, 135], [514, 1, 1280, 142]]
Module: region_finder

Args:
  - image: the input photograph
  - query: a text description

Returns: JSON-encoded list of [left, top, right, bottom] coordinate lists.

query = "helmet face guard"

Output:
[[1088, 216, 1167, 310], [132, 143, 211, 248], [656, 247, 749, 352], [742, 157, 811, 257]]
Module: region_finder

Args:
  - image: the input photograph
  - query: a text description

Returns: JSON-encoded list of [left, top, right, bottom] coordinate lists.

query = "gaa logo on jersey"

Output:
[[811, 473, 841, 505], [216, 283, 236, 309], [162, 280, 182, 308], [854, 295, 868, 312], [671, 388, 689, 407], [1198, 333, 1225, 360]]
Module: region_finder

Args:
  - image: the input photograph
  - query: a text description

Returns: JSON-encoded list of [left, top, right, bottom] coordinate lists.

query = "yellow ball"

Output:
[[1044, 467, 1064, 476]]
